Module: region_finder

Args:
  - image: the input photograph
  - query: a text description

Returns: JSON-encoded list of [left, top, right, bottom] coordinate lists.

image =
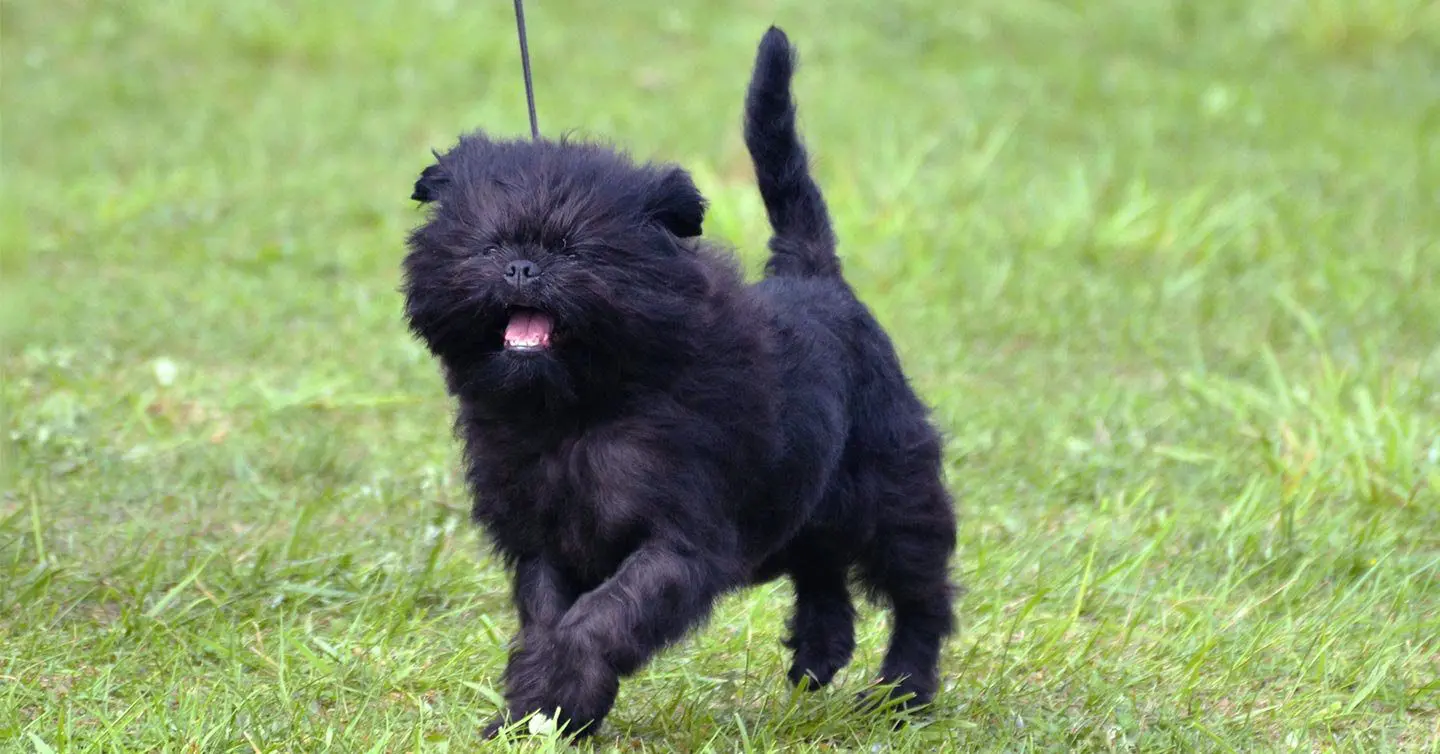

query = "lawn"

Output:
[[3, 0, 1438, 751]]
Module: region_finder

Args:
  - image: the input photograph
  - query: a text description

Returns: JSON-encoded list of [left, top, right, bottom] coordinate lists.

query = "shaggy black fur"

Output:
[[402, 27, 958, 739]]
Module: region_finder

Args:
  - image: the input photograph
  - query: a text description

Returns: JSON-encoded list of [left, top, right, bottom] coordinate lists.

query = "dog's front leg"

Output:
[[512, 554, 577, 634], [485, 556, 579, 738], [510, 540, 736, 737]]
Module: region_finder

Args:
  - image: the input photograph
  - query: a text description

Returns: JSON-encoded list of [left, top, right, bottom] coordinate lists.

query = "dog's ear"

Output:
[[412, 161, 449, 204], [644, 167, 706, 238]]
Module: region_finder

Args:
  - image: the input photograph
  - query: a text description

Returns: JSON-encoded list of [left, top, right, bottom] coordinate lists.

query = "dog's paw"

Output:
[[481, 715, 508, 740], [542, 647, 618, 737], [787, 659, 842, 690], [854, 675, 934, 725], [500, 632, 619, 740], [783, 617, 855, 691], [481, 710, 579, 742], [786, 641, 854, 689]]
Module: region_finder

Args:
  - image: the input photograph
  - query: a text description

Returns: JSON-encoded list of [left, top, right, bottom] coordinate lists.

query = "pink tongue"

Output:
[[504, 310, 553, 347]]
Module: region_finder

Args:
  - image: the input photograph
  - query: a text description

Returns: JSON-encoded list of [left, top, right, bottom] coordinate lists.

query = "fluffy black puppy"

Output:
[[402, 27, 957, 738]]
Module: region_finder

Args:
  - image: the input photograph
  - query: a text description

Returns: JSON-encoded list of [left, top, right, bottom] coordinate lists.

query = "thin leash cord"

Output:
[[513, 0, 539, 139]]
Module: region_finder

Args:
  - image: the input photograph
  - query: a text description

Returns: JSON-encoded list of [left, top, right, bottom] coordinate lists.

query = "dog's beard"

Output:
[[434, 292, 628, 410], [438, 291, 692, 413], [448, 303, 582, 406], [462, 346, 579, 408]]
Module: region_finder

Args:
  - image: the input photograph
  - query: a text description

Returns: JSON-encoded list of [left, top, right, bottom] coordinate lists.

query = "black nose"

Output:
[[504, 259, 542, 288]]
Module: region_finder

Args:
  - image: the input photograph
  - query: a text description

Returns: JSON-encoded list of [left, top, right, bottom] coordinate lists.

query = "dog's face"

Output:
[[403, 134, 711, 405]]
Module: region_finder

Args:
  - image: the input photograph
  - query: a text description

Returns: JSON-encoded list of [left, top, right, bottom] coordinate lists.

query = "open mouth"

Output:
[[502, 307, 554, 352]]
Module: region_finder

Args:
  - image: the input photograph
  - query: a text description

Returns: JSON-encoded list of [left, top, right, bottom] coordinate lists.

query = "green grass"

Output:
[[3, 0, 1439, 750]]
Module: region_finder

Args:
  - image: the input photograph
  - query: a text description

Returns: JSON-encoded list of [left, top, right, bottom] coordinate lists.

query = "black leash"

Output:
[[513, 0, 539, 139]]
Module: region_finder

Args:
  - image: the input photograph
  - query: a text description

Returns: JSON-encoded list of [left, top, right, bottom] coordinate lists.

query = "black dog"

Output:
[[402, 27, 957, 738]]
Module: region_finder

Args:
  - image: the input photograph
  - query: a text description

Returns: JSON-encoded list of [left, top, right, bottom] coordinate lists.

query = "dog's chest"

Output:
[[472, 431, 653, 580]]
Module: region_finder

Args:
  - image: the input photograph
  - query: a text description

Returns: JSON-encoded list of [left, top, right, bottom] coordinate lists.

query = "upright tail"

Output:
[[744, 27, 840, 279]]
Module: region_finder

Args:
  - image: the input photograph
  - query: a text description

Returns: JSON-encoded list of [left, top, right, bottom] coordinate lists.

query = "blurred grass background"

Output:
[[2, 0, 1439, 751]]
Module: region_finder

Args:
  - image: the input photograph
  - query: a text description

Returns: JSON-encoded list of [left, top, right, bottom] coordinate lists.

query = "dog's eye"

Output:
[[481, 245, 500, 256]]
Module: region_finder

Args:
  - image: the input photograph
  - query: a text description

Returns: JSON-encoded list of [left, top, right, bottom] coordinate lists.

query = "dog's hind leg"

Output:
[[858, 479, 957, 710], [784, 552, 856, 689]]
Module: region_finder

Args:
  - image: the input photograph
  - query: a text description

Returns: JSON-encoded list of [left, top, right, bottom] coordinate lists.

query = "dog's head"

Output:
[[403, 134, 714, 406]]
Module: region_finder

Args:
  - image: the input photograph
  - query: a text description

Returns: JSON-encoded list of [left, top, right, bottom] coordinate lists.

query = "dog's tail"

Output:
[[744, 27, 840, 279]]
